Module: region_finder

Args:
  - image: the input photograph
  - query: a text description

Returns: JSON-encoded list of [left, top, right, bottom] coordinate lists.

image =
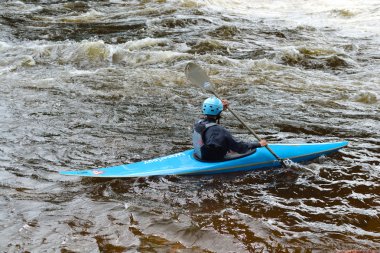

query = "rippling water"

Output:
[[0, 0, 379, 252]]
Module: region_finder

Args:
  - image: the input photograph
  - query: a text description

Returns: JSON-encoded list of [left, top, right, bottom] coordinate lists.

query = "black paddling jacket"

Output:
[[192, 119, 261, 161]]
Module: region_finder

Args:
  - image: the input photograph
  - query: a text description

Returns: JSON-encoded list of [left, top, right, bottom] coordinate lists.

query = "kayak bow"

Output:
[[59, 141, 348, 178]]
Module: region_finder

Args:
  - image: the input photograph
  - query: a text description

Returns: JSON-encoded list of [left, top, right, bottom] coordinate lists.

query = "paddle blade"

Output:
[[185, 62, 214, 91]]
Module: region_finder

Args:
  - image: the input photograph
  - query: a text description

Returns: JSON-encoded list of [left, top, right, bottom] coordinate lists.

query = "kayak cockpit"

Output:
[[193, 149, 257, 163]]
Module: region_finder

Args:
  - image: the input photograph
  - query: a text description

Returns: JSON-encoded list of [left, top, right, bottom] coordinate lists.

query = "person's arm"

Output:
[[220, 100, 267, 152], [224, 129, 262, 153], [225, 129, 268, 153]]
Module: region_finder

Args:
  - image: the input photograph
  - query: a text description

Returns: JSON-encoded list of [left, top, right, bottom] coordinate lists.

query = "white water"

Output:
[[191, 0, 380, 36]]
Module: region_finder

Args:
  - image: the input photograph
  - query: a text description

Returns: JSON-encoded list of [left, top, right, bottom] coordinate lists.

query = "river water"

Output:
[[0, 0, 379, 252]]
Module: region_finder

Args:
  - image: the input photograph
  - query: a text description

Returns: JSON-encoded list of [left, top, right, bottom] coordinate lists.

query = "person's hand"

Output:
[[221, 99, 229, 111], [259, 139, 268, 147]]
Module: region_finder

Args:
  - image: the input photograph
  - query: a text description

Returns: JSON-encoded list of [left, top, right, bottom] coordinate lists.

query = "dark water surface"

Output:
[[0, 0, 379, 252]]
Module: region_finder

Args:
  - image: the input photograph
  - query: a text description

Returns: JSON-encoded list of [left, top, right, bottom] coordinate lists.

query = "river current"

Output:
[[0, 0, 379, 252]]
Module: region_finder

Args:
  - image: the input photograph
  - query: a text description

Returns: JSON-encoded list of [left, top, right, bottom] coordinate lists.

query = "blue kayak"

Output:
[[59, 141, 348, 177]]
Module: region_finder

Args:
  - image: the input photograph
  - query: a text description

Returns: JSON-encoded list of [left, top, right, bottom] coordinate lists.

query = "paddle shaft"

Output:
[[210, 90, 286, 165]]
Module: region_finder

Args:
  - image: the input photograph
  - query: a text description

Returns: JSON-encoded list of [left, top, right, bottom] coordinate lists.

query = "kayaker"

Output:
[[193, 96, 268, 161]]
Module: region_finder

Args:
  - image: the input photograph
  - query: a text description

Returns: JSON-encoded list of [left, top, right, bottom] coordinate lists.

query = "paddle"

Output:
[[185, 62, 291, 168]]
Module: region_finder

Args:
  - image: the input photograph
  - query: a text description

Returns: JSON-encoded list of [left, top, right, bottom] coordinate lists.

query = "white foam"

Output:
[[124, 38, 171, 51], [0, 41, 11, 51], [124, 51, 189, 66], [190, 0, 380, 36], [60, 9, 105, 23]]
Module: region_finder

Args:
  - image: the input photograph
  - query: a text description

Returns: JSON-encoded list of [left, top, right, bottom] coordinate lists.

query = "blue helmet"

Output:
[[202, 96, 223, 116]]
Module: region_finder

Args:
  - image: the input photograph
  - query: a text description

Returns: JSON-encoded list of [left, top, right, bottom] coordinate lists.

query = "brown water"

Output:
[[0, 1, 379, 252]]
